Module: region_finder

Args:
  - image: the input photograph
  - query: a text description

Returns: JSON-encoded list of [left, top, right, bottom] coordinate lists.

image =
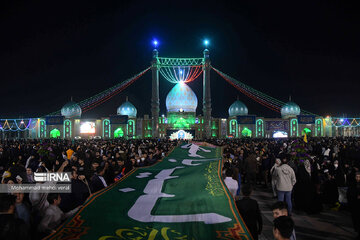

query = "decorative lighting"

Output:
[[203, 39, 209, 47], [153, 39, 158, 48]]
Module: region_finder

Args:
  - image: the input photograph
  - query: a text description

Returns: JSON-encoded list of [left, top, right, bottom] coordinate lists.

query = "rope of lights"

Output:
[[159, 65, 203, 83], [212, 67, 284, 110], [212, 67, 317, 115], [81, 67, 151, 112], [45, 67, 150, 116], [157, 57, 203, 67], [212, 67, 281, 112], [0, 119, 38, 132], [213, 67, 303, 113], [328, 118, 360, 128]]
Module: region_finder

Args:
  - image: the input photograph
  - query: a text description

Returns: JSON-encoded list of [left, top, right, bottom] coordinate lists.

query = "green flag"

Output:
[[45, 143, 253, 240]]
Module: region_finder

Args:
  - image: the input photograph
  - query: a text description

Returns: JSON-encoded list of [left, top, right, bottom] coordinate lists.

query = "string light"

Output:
[[212, 67, 318, 115], [0, 118, 37, 132], [159, 66, 203, 84], [82, 67, 150, 112], [45, 67, 151, 116]]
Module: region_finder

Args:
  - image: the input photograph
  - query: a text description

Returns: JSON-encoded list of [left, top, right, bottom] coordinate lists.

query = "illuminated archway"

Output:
[[114, 128, 124, 138], [229, 119, 238, 137], [302, 128, 312, 136], [241, 127, 252, 137], [50, 128, 60, 138]]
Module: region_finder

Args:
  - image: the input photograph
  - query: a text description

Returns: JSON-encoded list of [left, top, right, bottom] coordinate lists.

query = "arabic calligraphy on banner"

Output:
[[99, 226, 196, 240], [297, 115, 315, 124], [265, 120, 289, 131], [236, 115, 256, 124], [205, 161, 224, 196]]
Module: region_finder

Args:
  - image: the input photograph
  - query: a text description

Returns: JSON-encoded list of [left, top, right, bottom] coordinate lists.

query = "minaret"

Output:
[[203, 48, 212, 138], [151, 48, 160, 138]]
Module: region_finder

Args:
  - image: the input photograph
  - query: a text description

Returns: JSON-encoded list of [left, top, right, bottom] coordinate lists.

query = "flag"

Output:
[[46, 144, 253, 240]]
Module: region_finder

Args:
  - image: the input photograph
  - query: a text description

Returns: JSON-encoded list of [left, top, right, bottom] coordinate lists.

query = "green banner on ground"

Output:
[[46, 143, 252, 240]]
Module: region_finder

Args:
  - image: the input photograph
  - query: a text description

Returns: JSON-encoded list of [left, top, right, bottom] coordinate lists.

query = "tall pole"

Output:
[[203, 48, 212, 138], [151, 49, 160, 138]]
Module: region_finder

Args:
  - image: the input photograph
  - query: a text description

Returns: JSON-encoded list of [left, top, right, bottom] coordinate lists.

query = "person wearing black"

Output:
[[59, 169, 90, 213], [347, 171, 360, 238], [90, 165, 108, 193], [0, 194, 29, 240], [235, 184, 262, 240]]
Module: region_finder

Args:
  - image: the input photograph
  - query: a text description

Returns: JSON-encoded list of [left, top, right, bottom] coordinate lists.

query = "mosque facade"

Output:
[[1, 79, 332, 140]]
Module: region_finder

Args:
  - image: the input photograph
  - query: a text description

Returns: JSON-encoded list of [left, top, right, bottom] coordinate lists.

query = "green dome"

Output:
[[117, 101, 137, 118], [61, 101, 82, 118], [281, 101, 300, 119], [228, 100, 248, 117]]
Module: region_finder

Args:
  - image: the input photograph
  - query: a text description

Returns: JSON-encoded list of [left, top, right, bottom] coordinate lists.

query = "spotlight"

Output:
[[203, 39, 209, 47], [153, 39, 158, 48]]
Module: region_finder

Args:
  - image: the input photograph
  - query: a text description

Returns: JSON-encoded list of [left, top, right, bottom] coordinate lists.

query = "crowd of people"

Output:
[[0, 137, 359, 240], [0, 138, 177, 239], [218, 137, 360, 240]]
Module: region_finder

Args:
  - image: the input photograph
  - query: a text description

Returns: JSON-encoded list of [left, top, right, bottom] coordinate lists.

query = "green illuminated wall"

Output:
[[167, 112, 195, 130], [63, 120, 71, 139], [241, 127, 252, 137], [50, 128, 60, 138], [256, 119, 264, 138], [127, 119, 135, 138], [38, 119, 46, 138], [290, 119, 298, 137], [315, 118, 323, 137], [229, 119, 238, 137], [103, 119, 111, 138], [114, 127, 124, 138], [302, 127, 312, 136]]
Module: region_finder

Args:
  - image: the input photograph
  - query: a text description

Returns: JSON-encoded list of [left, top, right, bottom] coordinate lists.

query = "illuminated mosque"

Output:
[[1, 44, 358, 139]]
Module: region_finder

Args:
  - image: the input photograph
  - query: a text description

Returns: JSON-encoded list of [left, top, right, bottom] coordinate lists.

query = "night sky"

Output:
[[1, 1, 359, 119]]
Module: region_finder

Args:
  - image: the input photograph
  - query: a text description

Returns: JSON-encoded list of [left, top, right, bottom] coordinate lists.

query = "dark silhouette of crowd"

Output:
[[0, 138, 177, 239], [1, 137, 360, 239], [217, 137, 360, 240]]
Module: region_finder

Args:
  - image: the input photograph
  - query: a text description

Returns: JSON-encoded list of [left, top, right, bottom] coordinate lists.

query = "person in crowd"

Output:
[[59, 169, 90, 213], [235, 184, 262, 240], [14, 192, 31, 227], [293, 160, 315, 213], [0, 194, 29, 240], [273, 155, 296, 215], [271, 201, 296, 240], [347, 171, 360, 239], [90, 165, 108, 193], [26, 167, 35, 183], [38, 193, 81, 236], [244, 149, 257, 187], [232, 167, 241, 199], [270, 158, 281, 198], [224, 168, 238, 198], [273, 216, 295, 240]]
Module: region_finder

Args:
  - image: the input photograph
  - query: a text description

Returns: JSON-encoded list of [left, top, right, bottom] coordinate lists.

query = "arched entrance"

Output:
[[114, 128, 124, 138], [241, 127, 252, 137], [50, 128, 60, 138], [302, 128, 312, 136]]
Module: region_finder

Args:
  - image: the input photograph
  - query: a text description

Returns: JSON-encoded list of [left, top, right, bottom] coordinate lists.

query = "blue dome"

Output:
[[281, 101, 300, 119], [166, 83, 198, 112], [228, 100, 248, 117], [61, 101, 82, 118], [117, 101, 137, 118]]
